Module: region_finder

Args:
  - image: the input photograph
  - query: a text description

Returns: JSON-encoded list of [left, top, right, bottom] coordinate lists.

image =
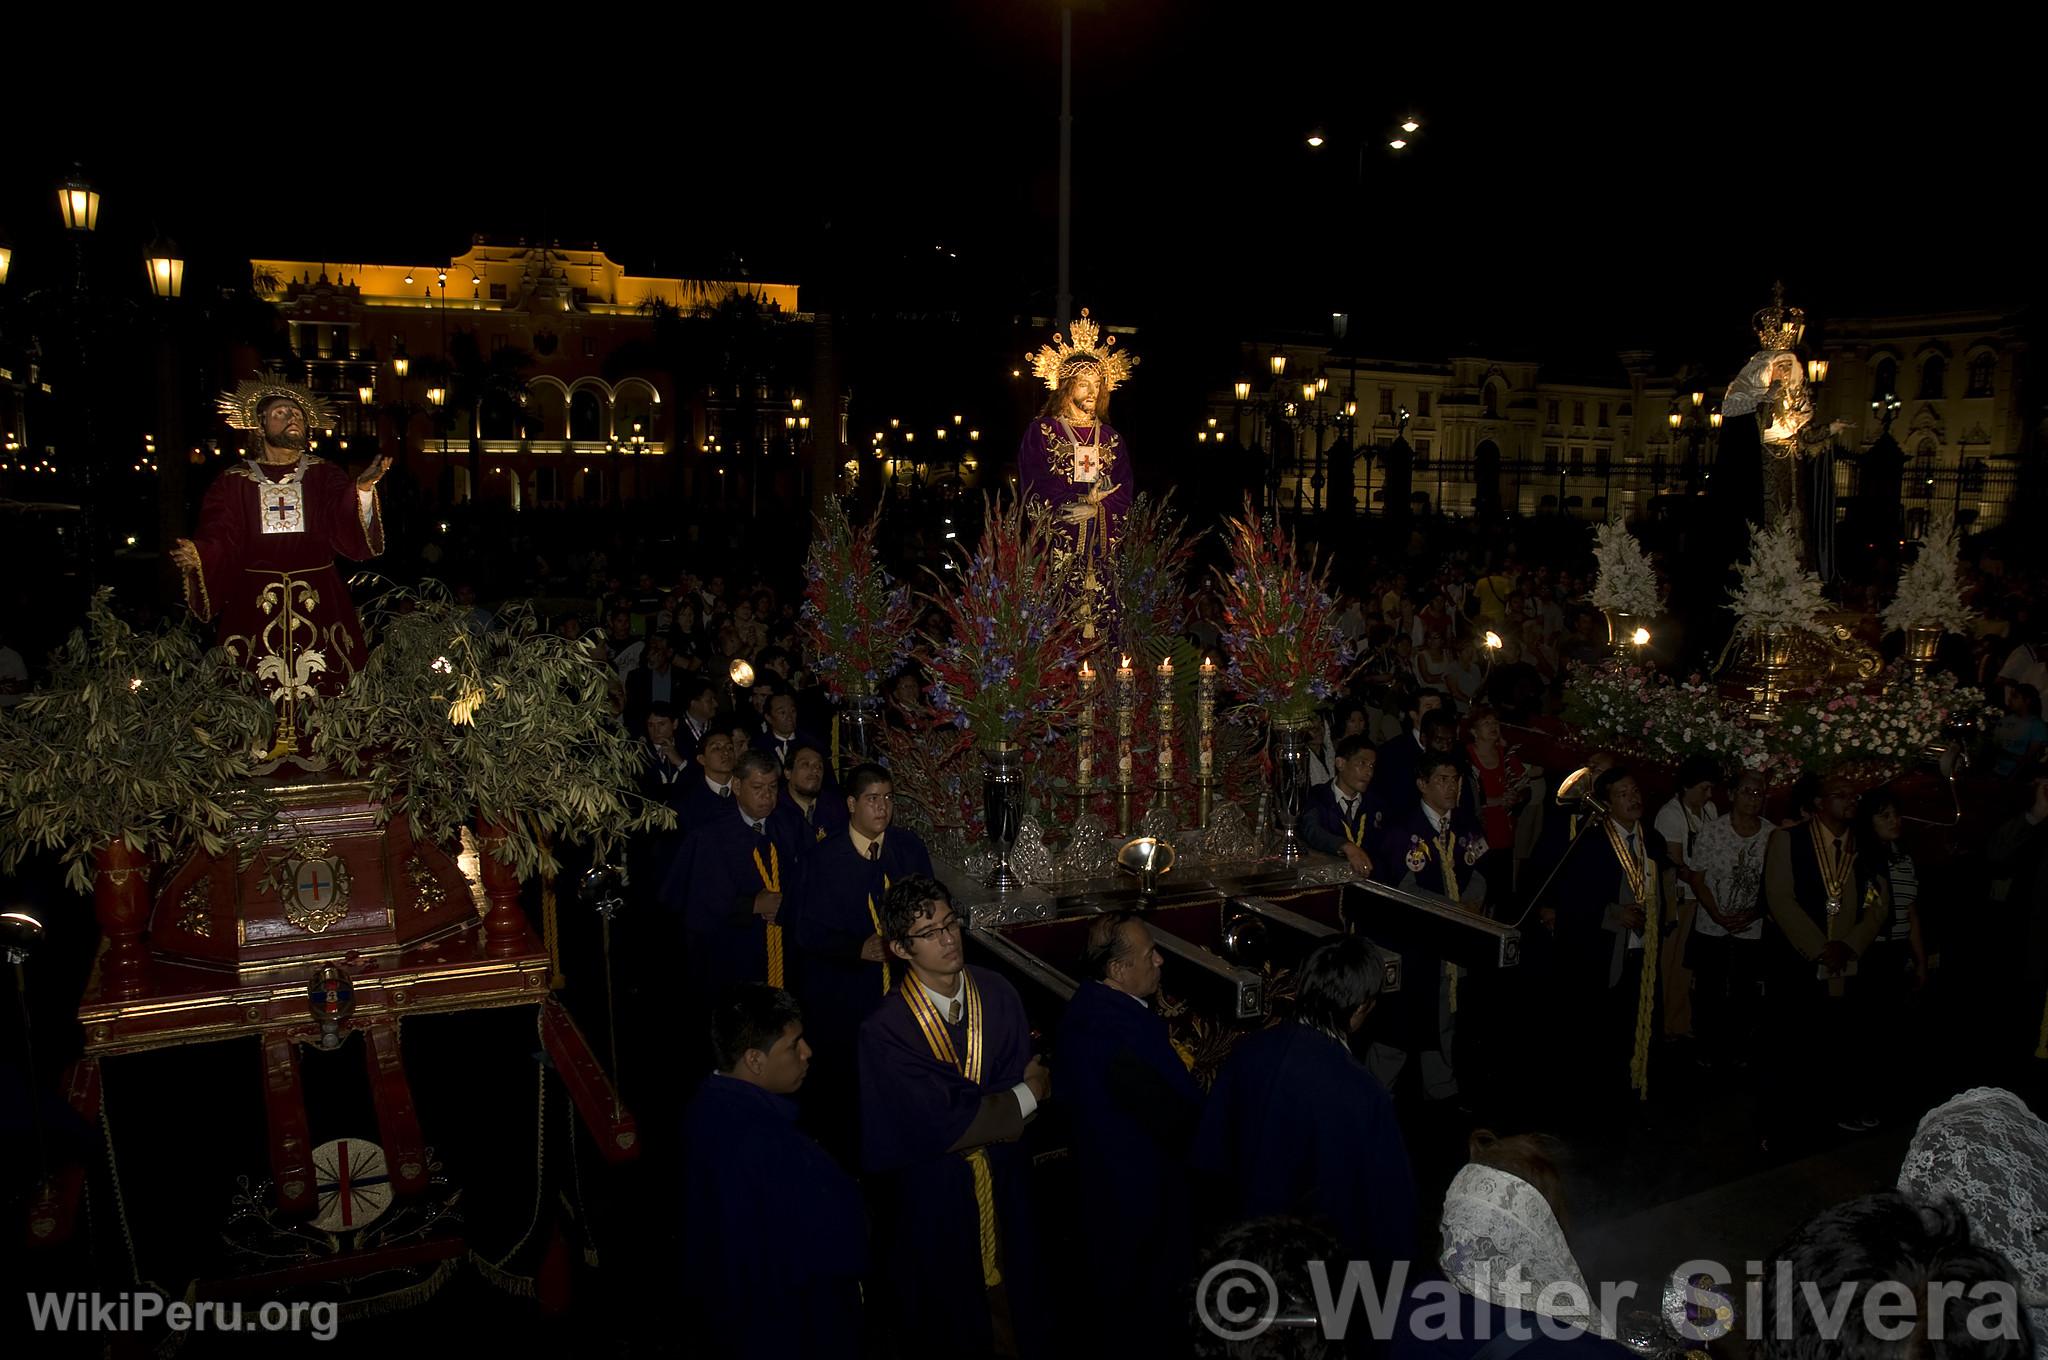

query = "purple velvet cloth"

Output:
[[1015, 415, 1133, 646]]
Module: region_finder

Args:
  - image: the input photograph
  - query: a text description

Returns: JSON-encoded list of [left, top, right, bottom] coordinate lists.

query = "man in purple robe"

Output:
[[1192, 934, 1418, 1274], [682, 984, 867, 1359], [859, 875, 1050, 1359], [1055, 912, 1203, 1354], [1018, 308, 1137, 647]]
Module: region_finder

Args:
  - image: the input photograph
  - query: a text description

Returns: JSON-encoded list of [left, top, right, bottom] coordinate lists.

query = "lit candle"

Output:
[[1156, 657, 1175, 783], [1198, 656, 1218, 781], [1115, 654, 1136, 788], [1077, 661, 1096, 790]]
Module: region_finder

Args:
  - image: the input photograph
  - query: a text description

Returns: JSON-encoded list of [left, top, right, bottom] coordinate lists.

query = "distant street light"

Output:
[[144, 239, 184, 300]]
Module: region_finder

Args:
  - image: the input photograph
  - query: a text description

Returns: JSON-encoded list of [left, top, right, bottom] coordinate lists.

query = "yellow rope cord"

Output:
[[1630, 877, 1660, 1100]]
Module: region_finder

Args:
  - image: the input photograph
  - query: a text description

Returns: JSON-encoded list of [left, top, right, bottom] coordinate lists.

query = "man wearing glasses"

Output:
[[859, 876, 1050, 1359], [790, 763, 933, 1156]]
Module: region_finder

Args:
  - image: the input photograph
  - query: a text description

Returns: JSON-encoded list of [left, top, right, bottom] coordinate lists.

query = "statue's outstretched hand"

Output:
[[1059, 500, 1096, 525], [356, 455, 393, 490], [171, 538, 201, 572]]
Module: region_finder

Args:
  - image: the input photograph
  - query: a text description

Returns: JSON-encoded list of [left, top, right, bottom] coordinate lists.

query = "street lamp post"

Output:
[[59, 170, 105, 568], [144, 235, 187, 591]]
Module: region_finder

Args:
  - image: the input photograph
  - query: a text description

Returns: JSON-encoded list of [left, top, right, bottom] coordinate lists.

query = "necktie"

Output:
[[948, 999, 961, 1024], [1340, 796, 1357, 823], [868, 841, 881, 861], [721, 786, 733, 800], [755, 820, 766, 840]]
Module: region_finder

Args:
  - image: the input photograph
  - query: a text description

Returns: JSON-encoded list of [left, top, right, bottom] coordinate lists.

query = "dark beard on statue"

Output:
[[263, 429, 307, 455]]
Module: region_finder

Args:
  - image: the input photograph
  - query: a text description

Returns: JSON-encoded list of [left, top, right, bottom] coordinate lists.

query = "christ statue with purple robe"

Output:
[[1019, 309, 1138, 648]]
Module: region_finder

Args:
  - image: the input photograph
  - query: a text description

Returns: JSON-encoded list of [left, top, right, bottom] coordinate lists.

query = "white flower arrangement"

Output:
[[1588, 517, 1662, 618], [1730, 517, 1829, 636], [1881, 512, 1973, 635]]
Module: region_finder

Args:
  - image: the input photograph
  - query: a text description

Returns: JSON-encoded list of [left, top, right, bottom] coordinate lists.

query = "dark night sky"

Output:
[[10, 3, 2039, 377]]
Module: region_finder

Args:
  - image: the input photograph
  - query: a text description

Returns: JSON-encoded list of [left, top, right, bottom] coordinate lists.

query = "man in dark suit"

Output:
[[676, 727, 742, 836], [1548, 765, 1676, 1104], [752, 691, 823, 773], [630, 700, 694, 909], [623, 634, 680, 735], [770, 741, 847, 859], [1368, 749, 1489, 1102], [1371, 685, 1447, 819], [789, 762, 932, 1157], [1298, 734, 1382, 875], [1055, 913, 1203, 1354], [1761, 772, 1888, 1143], [674, 674, 720, 767]]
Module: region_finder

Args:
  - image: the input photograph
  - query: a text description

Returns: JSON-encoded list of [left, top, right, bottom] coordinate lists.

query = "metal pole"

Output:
[[1055, 6, 1074, 328]]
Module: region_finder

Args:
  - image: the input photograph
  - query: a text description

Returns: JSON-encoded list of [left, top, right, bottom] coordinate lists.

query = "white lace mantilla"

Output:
[[1898, 1086, 2048, 1351], [1439, 1164, 1612, 1338]]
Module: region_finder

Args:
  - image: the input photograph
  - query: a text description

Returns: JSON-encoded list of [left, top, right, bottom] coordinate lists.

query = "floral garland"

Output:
[[1778, 668, 1982, 771], [798, 499, 916, 701], [1216, 500, 1357, 727], [1563, 661, 1983, 784], [921, 497, 1084, 750], [1562, 663, 1790, 778]]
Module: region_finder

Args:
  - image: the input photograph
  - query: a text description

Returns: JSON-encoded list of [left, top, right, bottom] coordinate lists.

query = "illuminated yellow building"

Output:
[[1222, 344, 1695, 521], [1813, 307, 2029, 533], [250, 242, 803, 508], [1224, 305, 2031, 530]]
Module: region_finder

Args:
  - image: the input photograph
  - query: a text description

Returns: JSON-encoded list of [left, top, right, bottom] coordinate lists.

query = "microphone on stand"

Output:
[[1507, 766, 1609, 931]]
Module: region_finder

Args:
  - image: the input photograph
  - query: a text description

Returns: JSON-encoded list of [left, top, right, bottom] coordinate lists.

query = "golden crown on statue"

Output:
[[1031, 307, 1138, 392], [1752, 281, 1807, 352]]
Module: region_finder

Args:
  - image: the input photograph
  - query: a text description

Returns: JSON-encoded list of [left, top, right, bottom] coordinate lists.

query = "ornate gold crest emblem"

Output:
[[267, 836, 352, 933]]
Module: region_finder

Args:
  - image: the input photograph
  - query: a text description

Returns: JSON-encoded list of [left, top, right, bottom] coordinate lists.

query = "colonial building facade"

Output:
[[251, 242, 805, 509], [1218, 304, 2032, 532]]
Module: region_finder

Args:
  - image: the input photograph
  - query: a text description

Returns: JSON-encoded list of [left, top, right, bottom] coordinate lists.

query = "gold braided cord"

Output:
[[865, 874, 894, 994], [900, 972, 1001, 1286], [966, 1148, 1002, 1287], [754, 844, 784, 988], [1604, 820, 1660, 1100]]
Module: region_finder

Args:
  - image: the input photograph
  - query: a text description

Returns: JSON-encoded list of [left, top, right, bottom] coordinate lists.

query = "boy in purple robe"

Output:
[[859, 875, 1050, 1359], [1018, 308, 1137, 647], [682, 985, 867, 1359], [789, 763, 932, 1156]]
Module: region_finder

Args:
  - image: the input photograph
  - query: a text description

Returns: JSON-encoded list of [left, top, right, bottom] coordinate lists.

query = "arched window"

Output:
[[568, 390, 605, 441], [1967, 353, 1996, 398], [1919, 355, 1946, 400], [1482, 382, 1502, 419], [1873, 358, 1898, 402]]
